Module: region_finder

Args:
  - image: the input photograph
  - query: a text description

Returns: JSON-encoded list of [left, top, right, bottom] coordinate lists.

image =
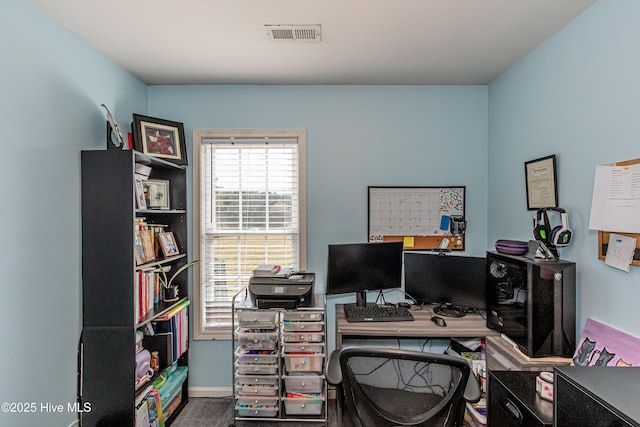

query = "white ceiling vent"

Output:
[[265, 25, 322, 42]]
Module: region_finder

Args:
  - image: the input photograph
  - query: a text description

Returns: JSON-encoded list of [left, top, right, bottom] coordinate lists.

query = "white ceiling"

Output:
[[30, 0, 597, 86]]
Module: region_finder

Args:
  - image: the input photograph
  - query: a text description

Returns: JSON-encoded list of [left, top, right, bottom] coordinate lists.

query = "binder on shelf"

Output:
[[153, 304, 189, 361], [144, 332, 175, 367]]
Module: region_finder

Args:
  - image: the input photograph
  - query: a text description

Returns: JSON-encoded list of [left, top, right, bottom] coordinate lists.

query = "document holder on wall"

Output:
[[595, 158, 640, 267]]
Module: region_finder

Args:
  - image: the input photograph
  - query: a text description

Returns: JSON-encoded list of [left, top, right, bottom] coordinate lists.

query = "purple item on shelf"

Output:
[[495, 239, 528, 255]]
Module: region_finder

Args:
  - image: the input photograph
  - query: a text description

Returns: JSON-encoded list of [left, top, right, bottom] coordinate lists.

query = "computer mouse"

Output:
[[431, 316, 447, 327]]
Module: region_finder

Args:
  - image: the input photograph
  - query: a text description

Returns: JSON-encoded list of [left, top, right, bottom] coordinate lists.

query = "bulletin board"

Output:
[[368, 186, 466, 251], [593, 157, 640, 267]]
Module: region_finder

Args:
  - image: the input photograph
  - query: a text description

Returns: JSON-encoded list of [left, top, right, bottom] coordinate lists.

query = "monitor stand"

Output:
[[343, 291, 377, 314], [433, 303, 465, 318]]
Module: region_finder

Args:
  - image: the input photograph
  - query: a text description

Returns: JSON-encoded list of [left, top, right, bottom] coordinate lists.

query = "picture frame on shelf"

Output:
[[158, 232, 180, 257], [143, 179, 170, 210], [135, 178, 147, 209], [524, 154, 558, 210], [134, 231, 146, 265], [132, 114, 187, 165], [140, 229, 156, 263]]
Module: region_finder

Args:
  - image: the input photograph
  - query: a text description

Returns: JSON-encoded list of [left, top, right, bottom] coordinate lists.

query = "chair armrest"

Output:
[[326, 350, 343, 386], [463, 374, 481, 403]]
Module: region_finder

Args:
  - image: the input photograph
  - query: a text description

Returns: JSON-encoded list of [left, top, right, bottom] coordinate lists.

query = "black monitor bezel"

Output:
[[326, 241, 404, 306], [404, 252, 487, 315]]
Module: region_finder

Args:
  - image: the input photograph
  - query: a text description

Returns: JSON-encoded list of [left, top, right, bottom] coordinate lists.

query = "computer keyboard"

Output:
[[344, 304, 414, 322]]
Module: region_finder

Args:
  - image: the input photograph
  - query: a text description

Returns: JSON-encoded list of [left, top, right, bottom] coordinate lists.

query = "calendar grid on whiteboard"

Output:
[[368, 186, 465, 250]]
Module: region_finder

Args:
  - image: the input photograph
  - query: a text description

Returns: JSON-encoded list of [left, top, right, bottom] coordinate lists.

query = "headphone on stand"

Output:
[[532, 207, 572, 248]]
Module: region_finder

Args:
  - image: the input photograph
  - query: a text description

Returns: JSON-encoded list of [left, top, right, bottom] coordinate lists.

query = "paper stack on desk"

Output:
[[605, 233, 636, 272]]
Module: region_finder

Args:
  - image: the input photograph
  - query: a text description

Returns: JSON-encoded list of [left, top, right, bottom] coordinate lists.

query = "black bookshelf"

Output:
[[81, 149, 190, 426]]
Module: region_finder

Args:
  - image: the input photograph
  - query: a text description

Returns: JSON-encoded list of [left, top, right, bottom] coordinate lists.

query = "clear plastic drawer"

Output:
[[283, 343, 324, 354], [282, 311, 324, 322], [237, 406, 279, 417], [235, 348, 278, 364], [236, 328, 279, 351], [236, 374, 279, 386], [237, 310, 278, 328], [283, 354, 325, 373], [282, 332, 324, 343], [236, 396, 279, 417], [282, 321, 324, 332], [282, 397, 324, 415], [236, 363, 278, 375], [284, 374, 324, 394], [236, 382, 278, 397]]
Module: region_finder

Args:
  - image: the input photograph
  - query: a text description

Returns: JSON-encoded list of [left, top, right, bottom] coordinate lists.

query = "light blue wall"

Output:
[[148, 85, 489, 388], [488, 0, 640, 338], [1, 1, 147, 425]]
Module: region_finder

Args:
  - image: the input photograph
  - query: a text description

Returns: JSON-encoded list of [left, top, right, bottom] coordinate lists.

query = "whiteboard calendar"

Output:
[[368, 186, 466, 250]]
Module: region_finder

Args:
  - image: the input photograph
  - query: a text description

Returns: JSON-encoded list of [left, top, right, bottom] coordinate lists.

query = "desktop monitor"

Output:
[[326, 241, 404, 307], [404, 252, 487, 317]]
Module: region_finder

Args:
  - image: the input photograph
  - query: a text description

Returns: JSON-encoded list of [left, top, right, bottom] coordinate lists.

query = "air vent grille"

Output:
[[265, 25, 322, 42]]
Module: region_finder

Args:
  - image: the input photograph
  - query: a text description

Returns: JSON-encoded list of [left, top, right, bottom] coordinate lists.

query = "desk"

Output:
[[335, 304, 499, 348]]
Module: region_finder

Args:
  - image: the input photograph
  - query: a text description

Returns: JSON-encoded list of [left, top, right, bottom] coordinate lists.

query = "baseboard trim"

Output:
[[188, 386, 233, 398]]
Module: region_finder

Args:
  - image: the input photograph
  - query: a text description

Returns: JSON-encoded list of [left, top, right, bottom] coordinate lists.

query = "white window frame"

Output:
[[192, 129, 307, 340]]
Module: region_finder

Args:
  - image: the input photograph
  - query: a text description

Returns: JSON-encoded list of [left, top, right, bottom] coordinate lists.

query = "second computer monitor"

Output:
[[404, 253, 487, 316]]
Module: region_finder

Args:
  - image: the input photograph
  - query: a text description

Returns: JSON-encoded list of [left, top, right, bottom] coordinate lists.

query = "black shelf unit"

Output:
[[81, 149, 190, 426]]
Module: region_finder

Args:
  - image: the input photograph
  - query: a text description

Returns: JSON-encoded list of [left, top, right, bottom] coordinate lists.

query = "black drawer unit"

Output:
[[488, 370, 553, 427], [554, 366, 640, 426]]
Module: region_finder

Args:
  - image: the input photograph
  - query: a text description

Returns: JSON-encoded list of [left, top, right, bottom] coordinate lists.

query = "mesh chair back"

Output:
[[339, 347, 471, 427]]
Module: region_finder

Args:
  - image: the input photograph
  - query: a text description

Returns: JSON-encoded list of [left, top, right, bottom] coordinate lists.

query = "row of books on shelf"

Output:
[[135, 219, 181, 265], [135, 268, 161, 323]]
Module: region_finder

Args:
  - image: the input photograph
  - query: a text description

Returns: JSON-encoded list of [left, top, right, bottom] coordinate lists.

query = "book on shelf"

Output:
[[152, 305, 189, 361], [135, 268, 160, 322], [135, 163, 152, 180], [253, 264, 281, 276]]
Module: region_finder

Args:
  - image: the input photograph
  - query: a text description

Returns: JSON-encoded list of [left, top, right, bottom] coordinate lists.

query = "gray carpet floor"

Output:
[[171, 397, 344, 427]]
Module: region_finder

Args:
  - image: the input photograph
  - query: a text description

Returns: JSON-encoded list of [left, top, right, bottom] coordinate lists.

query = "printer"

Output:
[[249, 272, 315, 309]]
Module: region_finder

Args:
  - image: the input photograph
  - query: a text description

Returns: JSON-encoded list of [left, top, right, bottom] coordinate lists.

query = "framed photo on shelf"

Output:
[[158, 232, 180, 257], [525, 154, 558, 210], [134, 231, 146, 265], [132, 114, 187, 166], [135, 178, 147, 209], [140, 229, 156, 263], [143, 179, 170, 210]]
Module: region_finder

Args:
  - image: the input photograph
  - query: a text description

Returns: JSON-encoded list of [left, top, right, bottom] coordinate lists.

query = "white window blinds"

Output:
[[193, 131, 306, 339]]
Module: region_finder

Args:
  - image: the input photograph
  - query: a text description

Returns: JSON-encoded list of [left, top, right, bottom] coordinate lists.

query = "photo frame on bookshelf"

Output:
[[140, 229, 156, 263], [132, 114, 187, 166], [135, 178, 147, 209], [134, 231, 146, 265], [158, 232, 180, 257], [143, 179, 170, 210]]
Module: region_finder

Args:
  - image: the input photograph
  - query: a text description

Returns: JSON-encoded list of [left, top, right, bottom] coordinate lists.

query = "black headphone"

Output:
[[533, 207, 572, 247]]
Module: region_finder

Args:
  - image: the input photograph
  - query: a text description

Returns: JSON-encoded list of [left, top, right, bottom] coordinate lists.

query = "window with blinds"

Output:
[[192, 130, 307, 339]]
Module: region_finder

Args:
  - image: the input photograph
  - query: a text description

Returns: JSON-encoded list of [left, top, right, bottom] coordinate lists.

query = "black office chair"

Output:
[[326, 347, 480, 427]]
